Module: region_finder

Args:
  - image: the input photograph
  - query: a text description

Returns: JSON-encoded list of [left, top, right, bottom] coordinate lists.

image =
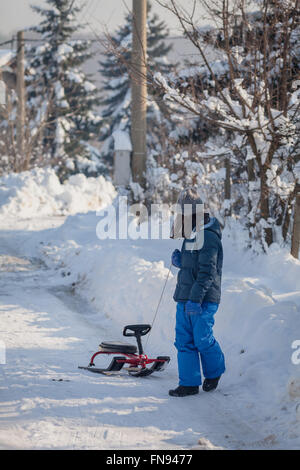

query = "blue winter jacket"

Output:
[[173, 218, 223, 304]]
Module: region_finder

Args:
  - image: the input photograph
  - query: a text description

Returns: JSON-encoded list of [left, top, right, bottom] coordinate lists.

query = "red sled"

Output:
[[79, 324, 170, 377]]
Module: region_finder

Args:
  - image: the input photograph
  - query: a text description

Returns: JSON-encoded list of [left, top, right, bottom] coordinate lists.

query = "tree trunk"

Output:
[[224, 157, 231, 216], [246, 158, 256, 242], [282, 187, 296, 242], [291, 188, 300, 259], [16, 31, 26, 171], [260, 164, 273, 247]]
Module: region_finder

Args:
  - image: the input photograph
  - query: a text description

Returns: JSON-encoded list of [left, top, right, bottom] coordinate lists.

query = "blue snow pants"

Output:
[[175, 301, 225, 386]]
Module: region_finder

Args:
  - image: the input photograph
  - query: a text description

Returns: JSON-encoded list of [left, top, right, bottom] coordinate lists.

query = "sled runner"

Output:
[[79, 324, 170, 377]]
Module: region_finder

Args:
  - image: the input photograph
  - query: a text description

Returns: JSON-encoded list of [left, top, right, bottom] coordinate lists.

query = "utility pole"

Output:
[[131, 0, 147, 189], [16, 30, 25, 169]]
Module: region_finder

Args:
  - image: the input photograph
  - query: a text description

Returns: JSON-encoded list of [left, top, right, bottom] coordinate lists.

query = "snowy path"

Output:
[[0, 244, 278, 450]]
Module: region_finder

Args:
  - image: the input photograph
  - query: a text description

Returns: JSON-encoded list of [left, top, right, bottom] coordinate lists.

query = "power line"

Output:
[[78, 0, 97, 25], [0, 39, 14, 47], [0, 34, 189, 52]]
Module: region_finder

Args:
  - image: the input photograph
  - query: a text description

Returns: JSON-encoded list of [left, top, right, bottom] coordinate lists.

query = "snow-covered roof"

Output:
[[112, 130, 132, 151], [0, 50, 14, 68]]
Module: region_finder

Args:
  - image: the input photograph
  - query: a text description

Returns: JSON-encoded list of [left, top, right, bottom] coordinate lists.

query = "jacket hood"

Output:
[[204, 217, 222, 239]]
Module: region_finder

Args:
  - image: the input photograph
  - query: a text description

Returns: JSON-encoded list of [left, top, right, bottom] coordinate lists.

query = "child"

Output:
[[169, 188, 225, 397]]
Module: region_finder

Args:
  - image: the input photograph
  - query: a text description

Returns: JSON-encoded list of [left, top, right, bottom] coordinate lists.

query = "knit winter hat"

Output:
[[176, 188, 203, 214], [171, 188, 204, 239]]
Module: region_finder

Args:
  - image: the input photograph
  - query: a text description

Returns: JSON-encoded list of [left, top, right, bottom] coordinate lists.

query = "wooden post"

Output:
[[131, 0, 147, 190], [291, 185, 300, 259], [16, 31, 25, 170]]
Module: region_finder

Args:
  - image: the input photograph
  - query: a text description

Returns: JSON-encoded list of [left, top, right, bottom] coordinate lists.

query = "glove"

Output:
[[185, 300, 202, 315], [171, 249, 181, 268]]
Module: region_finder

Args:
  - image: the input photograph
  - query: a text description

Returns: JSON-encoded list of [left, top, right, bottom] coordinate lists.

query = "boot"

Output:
[[202, 376, 220, 392], [169, 385, 199, 397]]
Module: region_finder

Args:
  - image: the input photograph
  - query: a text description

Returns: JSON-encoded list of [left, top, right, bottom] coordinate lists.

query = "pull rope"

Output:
[[144, 262, 172, 351]]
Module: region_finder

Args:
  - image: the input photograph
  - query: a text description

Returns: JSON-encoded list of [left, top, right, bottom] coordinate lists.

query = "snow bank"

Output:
[[0, 168, 116, 218], [6, 202, 300, 446], [23, 211, 177, 355], [46, 214, 300, 442]]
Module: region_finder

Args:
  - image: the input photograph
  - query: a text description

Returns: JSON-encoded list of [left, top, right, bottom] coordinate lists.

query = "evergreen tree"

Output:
[[28, 0, 102, 178], [98, 3, 176, 169]]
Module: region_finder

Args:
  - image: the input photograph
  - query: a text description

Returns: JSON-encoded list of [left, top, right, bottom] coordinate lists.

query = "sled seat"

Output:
[[99, 341, 137, 354]]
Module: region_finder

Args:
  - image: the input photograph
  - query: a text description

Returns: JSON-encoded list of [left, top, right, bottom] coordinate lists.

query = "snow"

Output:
[[84, 81, 96, 93], [54, 81, 65, 100], [0, 168, 116, 218], [66, 71, 83, 84], [56, 44, 74, 63], [0, 80, 5, 105], [112, 130, 132, 151], [0, 50, 14, 68], [0, 173, 299, 449]]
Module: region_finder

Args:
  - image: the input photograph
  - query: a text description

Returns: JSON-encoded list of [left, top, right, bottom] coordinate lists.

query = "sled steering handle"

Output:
[[123, 324, 151, 338]]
